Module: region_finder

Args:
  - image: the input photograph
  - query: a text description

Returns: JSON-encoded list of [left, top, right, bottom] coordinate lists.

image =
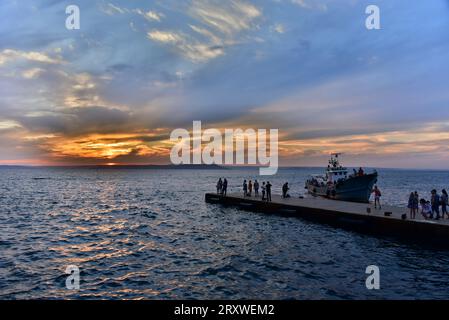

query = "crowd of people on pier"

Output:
[[408, 189, 449, 220], [215, 178, 292, 202], [214, 178, 449, 221], [241, 179, 273, 202], [215, 178, 228, 196]]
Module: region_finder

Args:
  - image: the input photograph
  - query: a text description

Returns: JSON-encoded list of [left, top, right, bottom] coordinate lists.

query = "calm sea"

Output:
[[1, 167, 449, 299]]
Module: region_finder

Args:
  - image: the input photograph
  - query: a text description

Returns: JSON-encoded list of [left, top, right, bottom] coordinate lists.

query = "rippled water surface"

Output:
[[1, 167, 449, 299]]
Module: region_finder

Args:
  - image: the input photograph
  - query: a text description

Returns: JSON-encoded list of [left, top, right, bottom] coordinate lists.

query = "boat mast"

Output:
[[329, 153, 343, 168]]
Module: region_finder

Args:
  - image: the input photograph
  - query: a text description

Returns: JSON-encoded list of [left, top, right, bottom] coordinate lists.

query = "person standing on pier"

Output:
[[408, 192, 417, 219], [266, 181, 272, 202], [413, 191, 419, 219], [243, 180, 248, 197], [282, 182, 290, 198], [372, 185, 381, 209], [261, 182, 266, 200], [216, 178, 223, 194], [431, 189, 440, 219], [248, 180, 253, 197], [222, 178, 228, 196], [254, 180, 259, 197], [441, 189, 448, 219]]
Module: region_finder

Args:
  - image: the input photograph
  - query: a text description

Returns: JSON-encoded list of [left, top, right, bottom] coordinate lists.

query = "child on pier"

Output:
[[420, 199, 432, 219]]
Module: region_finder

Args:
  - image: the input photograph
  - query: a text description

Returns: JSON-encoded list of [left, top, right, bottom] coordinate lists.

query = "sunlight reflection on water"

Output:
[[1, 167, 449, 299]]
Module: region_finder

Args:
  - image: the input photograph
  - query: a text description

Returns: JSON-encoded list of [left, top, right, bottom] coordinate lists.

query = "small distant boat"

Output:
[[305, 153, 378, 203]]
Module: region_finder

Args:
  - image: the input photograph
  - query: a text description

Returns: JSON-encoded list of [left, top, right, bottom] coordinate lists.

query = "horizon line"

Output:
[[1, 164, 449, 171]]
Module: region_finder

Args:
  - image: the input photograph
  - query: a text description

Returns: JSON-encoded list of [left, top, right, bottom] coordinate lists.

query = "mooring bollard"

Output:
[[367, 207, 371, 214]]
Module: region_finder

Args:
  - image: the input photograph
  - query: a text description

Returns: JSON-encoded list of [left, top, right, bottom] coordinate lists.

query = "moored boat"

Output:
[[305, 153, 378, 203]]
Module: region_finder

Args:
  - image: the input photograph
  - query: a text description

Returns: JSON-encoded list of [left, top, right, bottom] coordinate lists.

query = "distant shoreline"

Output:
[[1, 164, 449, 171], [0, 164, 226, 170]]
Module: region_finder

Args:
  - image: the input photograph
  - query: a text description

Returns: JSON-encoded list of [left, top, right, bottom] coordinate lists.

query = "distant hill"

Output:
[[0, 164, 226, 170], [0, 165, 29, 169]]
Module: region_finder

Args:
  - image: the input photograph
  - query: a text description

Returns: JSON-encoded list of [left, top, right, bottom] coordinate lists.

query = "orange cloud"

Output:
[[39, 133, 172, 163], [3, 120, 449, 168]]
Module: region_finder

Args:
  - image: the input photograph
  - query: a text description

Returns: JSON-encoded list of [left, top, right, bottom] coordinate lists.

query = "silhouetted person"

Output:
[[261, 182, 266, 200], [282, 182, 289, 198], [222, 178, 228, 196], [358, 167, 364, 176], [431, 189, 440, 220], [408, 191, 419, 219], [248, 180, 253, 197], [442, 189, 448, 219], [243, 180, 247, 197], [266, 181, 272, 202], [408, 192, 416, 219], [216, 178, 223, 194], [254, 180, 259, 197]]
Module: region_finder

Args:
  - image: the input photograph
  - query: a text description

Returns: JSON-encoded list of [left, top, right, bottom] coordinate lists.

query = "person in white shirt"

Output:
[[420, 199, 432, 219]]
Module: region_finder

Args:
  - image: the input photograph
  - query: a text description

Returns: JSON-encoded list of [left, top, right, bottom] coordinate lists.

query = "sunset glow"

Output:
[[1, 1, 449, 168]]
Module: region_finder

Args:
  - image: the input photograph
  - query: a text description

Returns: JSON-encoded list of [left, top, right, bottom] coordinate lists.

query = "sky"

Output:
[[1, 0, 449, 168]]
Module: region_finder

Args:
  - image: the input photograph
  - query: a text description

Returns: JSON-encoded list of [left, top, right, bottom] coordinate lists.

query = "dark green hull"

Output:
[[306, 173, 378, 203]]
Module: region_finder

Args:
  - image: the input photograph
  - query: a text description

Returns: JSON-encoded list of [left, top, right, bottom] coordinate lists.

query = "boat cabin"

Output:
[[326, 153, 348, 183]]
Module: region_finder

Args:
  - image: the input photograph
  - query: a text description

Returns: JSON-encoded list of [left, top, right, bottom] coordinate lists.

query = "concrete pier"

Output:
[[205, 193, 449, 244]]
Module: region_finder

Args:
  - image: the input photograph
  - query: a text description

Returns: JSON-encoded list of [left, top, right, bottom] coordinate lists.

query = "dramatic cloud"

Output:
[[188, 0, 261, 35], [101, 3, 164, 22], [1, 0, 449, 168], [147, 0, 262, 62]]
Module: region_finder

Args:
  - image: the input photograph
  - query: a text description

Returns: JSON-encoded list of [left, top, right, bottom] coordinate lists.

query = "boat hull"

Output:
[[306, 173, 378, 203]]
